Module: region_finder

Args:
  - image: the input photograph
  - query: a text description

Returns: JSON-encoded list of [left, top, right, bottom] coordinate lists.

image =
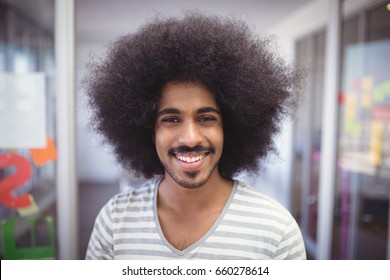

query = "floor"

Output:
[[78, 181, 118, 259]]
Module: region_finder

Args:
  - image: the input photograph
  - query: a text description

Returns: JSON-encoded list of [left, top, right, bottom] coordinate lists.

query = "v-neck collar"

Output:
[[153, 177, 238, 256]]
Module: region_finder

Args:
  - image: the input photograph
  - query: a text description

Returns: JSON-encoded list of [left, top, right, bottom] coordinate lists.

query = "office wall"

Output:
[[75, 41, 122, 184]]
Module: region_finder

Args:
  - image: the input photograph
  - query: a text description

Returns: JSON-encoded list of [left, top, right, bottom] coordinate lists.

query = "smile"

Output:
[[176, 154, 207, 163]]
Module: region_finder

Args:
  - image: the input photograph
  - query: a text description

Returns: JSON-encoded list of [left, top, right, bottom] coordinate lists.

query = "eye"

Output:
[[198, 116, 216, 122], [162, 117, 180, 123]]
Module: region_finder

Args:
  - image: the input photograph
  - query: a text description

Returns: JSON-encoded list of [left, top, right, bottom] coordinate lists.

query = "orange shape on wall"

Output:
[[30, 136, 57, 167]]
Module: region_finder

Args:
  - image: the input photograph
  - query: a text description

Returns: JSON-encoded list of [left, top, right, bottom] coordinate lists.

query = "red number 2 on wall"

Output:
[[0, 153, 33, 209]]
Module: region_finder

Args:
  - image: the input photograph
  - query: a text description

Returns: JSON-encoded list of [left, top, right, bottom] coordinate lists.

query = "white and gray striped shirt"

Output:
[[86, 178, 306, 260]]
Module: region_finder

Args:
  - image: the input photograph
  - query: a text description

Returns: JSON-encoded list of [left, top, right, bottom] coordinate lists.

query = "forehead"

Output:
[[158, 82, 219, 111]]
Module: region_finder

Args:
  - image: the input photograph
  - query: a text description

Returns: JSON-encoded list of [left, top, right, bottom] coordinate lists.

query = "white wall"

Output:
[[75, 42, 123, 184]]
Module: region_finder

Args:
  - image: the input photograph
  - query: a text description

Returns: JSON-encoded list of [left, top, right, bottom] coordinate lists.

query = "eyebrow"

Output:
[[156, 108, 180, 117], [196, 107, 221, 115], [157, 106, 221, 117]]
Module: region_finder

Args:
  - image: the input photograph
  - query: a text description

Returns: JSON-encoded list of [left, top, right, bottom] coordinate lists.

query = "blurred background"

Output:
[[0, 0, 389, 260]]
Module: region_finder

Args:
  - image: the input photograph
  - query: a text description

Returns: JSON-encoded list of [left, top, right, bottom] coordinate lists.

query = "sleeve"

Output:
[[85, 199, 115, 260], [273, 214, 307, 260]]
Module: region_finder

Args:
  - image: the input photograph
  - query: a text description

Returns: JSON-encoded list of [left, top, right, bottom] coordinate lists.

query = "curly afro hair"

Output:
[[84, 12, 303, 179]]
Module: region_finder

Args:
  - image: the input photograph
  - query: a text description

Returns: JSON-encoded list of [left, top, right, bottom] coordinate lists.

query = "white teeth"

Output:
[[177, 155, 205, 163]]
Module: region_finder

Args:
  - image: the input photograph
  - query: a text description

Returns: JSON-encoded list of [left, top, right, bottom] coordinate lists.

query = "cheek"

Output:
[[154, 128, 171, 156], [210, 128, 224, 151]]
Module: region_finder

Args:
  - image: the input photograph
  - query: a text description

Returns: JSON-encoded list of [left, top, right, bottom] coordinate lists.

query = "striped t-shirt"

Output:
[[86, 178, 306, 260]]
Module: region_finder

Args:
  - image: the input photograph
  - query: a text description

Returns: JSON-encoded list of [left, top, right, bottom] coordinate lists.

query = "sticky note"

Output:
[[361, 93, 371, 108], [0, 73, 46, 148], [30, 136, 57, 167], [344, 93, 356, 120], [361, 76, 373, 92], [370, 121, 383, 167], [344, 120, 361, 137], [17, 195, 39, 216]]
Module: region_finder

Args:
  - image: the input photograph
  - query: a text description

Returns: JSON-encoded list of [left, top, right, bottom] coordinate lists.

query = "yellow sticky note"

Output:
[[344, 94, 356, 120], [370, 121, 383, 167], [17, 195, 39, 217], [361, 93, 371, 108], [362, 76, 373, 92]]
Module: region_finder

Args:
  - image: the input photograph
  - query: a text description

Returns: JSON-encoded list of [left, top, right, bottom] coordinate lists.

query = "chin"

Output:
[[177, 177, 208, 189], [162, 157, 219, 189]]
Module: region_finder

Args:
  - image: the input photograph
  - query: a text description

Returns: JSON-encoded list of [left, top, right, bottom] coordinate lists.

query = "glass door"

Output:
[[0, 0, 57, 259], [332, 0, 390, 259]]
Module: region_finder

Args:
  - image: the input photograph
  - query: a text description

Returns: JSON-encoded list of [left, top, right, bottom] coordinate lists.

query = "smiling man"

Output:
[[85, 13, 306, 259]]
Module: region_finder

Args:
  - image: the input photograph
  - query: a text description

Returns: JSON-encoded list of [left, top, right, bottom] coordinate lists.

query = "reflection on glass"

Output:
[[0, 1, 56, 259], [333, 1, 390, 259]]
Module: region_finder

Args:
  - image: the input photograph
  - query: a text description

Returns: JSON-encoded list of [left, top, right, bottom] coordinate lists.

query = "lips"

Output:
[[176, 153, 208, 163], [171, 150, 211, 170], [168, 146, 214, 170]]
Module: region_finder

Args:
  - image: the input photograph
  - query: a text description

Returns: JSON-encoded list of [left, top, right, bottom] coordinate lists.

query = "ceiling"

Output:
[[2, 0, 314, 43], [75, 0, 315, 43], [2, 0, 54, 31]]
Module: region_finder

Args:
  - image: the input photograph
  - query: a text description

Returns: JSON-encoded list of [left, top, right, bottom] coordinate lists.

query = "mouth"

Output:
[[168, 146, 214, 170], [173, 152, 210, 170], [175, 152, 210, 164], [168, 146, 212, 171]]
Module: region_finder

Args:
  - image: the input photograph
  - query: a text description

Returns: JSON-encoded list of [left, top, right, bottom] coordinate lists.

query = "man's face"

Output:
[[155, 82, 224, 189]]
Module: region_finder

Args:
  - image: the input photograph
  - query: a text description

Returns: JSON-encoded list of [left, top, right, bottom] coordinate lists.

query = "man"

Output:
[[85, 12, 306, 259]]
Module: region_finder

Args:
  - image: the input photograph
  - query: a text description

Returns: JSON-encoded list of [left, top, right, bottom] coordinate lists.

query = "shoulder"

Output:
[[232, 180, 306, 259], [234, 181, 292, 216], [113, 178, 157, 202], [102, 177, 160, 215]]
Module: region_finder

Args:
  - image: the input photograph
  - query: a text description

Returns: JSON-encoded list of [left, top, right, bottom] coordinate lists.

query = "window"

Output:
[[0, 0, 57, 259], [333, 0, 390, 259]]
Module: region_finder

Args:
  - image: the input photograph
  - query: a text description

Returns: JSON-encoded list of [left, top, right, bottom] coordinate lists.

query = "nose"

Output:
[[178, 120, 203, 147]]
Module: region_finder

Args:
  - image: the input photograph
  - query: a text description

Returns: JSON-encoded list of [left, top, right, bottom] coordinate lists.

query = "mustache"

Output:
[[168, 145, 215, 155]]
